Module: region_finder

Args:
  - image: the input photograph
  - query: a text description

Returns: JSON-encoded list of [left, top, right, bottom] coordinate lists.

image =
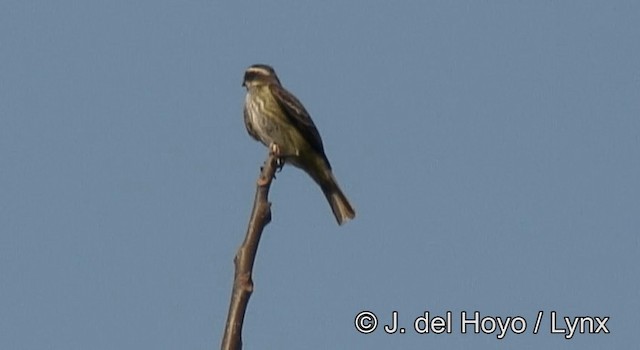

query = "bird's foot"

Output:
[[268, 143, 285, 173], [269, 143, 281, 156], [275, 158, 285, 172]]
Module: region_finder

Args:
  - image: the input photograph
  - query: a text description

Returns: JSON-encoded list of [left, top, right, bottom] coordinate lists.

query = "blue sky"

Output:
[[1, 1, 638, 349]]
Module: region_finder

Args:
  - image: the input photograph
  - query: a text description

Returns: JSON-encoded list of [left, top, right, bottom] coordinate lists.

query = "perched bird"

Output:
[[242, 64, 355, 225]]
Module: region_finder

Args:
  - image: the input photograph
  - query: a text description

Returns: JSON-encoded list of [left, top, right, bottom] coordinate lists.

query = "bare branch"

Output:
[[221, 153, 279, 350]]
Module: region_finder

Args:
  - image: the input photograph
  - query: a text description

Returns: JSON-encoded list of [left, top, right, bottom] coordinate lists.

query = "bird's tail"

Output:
[[321, 172, 355, 225]]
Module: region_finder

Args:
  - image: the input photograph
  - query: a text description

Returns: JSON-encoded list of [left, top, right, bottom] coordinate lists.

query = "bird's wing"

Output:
[[269, 84, 327, 157]]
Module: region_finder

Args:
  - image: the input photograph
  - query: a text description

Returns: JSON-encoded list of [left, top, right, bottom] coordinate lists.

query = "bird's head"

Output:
[[242, 64, 281, 88]]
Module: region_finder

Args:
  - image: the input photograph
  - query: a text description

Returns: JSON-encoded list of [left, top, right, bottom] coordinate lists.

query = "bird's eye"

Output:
[[245, 71, 262, 82]]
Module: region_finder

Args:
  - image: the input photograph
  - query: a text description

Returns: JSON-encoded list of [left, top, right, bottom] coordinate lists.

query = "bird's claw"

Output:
[[268, 143, 285, 173], [276, 158, 284, 173]]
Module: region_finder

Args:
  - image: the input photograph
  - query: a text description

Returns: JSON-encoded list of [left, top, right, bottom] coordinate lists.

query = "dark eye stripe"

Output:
[[244, 65, 279, 84], [244, 71, 263, 82]]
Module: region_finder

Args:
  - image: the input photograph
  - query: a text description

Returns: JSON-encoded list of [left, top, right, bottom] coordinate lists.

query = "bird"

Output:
[[242, 64, 355, 225]]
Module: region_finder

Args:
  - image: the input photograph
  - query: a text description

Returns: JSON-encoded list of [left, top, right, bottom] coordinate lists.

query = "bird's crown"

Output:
[[243, 64, 281, 86]]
